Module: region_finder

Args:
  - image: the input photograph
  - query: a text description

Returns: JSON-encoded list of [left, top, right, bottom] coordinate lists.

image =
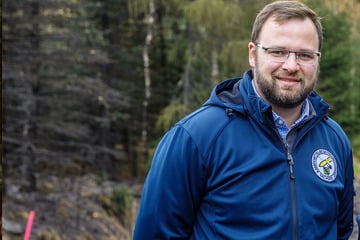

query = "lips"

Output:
[[277, 76, 301, 87]]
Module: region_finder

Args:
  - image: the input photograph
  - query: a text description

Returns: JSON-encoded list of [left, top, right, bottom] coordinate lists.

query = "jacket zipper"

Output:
[[273, 128, 298, 240], [286, 117, 326, 240], [286, 147, 297, 240], [284, 118, 324, 240]]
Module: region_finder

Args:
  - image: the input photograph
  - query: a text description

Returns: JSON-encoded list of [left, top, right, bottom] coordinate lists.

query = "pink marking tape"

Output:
[[24, 210, 35, 240]]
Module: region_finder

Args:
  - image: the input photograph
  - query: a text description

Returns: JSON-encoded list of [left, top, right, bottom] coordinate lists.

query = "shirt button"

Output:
[[277, 119, 284, 125]]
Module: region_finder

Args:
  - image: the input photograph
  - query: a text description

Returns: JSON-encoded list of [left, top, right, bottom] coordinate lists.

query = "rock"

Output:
[[2, 217, 23, 235]]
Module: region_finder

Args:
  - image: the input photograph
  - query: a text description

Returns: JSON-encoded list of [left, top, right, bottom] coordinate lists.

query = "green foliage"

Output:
[[309, 2, 359, 139], [219, 39, 250, 77], [111, 185, 134, 218], [156, 100, 187, 133], [153, 0, 256, 125], [184, 0, 244, 38], [351, 133, 360, 176]]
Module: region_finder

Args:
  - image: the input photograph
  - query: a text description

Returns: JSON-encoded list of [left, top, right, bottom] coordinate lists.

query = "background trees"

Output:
[[3, 0, 360, 195], [3, 0, 360, 192]]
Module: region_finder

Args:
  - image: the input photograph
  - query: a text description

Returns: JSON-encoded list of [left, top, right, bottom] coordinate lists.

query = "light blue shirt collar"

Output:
[[251, 80, 310, 139]]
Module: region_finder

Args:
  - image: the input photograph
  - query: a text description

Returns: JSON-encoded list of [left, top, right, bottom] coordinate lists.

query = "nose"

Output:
[[282, 52, 299, 71]]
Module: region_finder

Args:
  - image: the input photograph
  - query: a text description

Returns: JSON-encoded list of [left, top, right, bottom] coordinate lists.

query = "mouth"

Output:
[[276, 76, 301, 87]]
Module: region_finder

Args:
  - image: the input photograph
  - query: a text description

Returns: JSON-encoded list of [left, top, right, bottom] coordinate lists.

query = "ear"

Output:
[[248, 42, 256, 67]]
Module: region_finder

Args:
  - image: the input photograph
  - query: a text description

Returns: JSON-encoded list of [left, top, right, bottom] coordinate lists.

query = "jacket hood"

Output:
[[203, 70, 330, 122]]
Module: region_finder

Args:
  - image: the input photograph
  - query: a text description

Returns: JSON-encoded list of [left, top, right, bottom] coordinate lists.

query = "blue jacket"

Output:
[[133, 70, 354, 240]]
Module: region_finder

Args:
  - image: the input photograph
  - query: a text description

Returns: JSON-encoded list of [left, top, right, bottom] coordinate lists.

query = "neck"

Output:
[[272, 104, 303, 128]]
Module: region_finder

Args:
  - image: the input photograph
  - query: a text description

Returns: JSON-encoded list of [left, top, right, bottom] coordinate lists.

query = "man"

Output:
[[133, 1, 354, 239]]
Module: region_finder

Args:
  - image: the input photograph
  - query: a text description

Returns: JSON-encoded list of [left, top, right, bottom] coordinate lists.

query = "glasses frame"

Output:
[[255, 43, 321, 66]]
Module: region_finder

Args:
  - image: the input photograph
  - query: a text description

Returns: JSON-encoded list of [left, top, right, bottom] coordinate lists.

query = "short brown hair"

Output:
[[251, 1, 323, 50]]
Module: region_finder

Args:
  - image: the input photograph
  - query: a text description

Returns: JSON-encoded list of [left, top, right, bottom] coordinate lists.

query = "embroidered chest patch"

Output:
[[311, 149, 337, 182]]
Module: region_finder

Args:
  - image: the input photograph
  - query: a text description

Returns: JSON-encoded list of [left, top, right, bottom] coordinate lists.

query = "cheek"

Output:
[[255, 58, 280, 75], [303, 66, 319, 82]]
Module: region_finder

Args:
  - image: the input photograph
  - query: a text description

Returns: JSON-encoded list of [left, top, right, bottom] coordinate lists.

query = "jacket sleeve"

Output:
[[133, 125, 206, 239], [337, 143, 355, 240]]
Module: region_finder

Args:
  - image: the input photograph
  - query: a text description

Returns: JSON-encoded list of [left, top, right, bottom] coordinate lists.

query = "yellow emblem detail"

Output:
[[319, 157, 333, 176], [319, 157, 332, 167]]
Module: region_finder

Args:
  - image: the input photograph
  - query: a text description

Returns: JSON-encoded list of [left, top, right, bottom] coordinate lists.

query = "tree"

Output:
[[156, 0, 256, 131], [3, 0, 131, 192], [3, 0, 41, 192]]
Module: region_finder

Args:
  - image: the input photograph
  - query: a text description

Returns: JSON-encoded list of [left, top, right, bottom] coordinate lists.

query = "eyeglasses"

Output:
[[255, 43, 321, 66]]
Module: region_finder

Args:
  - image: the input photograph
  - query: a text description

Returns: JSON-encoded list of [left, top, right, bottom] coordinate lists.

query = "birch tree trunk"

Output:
[[142, 0, 155, 162], [211, 49, 219, 86]]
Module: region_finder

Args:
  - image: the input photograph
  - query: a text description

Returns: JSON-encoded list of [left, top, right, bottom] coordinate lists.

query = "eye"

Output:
[[297, 52, 315, 61], [267, 49, 288, 57]]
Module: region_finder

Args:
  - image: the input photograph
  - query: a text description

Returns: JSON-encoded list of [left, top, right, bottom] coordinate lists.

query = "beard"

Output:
[[253, 63, 319, 109]]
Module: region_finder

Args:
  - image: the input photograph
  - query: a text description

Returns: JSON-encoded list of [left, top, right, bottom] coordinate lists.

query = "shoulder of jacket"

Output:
[[178, 105, 235, 131], [174, 105, 237, 154], [318, 117, 351, 149]]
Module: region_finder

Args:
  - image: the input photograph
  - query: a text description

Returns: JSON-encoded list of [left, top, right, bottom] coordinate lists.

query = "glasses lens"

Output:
[[296, 52, 317, 65], [263, 47, 319, 65]]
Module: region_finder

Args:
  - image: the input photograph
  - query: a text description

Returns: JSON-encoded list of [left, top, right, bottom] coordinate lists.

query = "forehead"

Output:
[[259, 16, 319, 49]]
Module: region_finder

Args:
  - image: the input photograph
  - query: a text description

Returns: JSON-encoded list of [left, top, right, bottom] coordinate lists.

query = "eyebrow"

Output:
[[266, 45, 317, 52]]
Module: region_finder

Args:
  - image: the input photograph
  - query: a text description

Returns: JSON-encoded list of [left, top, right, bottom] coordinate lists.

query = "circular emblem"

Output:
[[312, 149, 337, 182]]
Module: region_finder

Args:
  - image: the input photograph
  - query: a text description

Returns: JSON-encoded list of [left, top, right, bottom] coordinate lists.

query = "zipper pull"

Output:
[[288, 152, 295, 180]]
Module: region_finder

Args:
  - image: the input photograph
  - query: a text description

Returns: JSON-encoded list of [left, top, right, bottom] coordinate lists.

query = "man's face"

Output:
[[248, 16, 320, 109]]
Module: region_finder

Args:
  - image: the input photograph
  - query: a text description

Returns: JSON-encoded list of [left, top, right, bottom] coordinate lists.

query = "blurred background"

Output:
[[2, 0, 360, 239]]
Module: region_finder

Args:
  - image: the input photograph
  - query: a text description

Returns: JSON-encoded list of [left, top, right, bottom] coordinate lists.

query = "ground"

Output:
[[2, 174, 360, 239], [2, 174, 143, 240]]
